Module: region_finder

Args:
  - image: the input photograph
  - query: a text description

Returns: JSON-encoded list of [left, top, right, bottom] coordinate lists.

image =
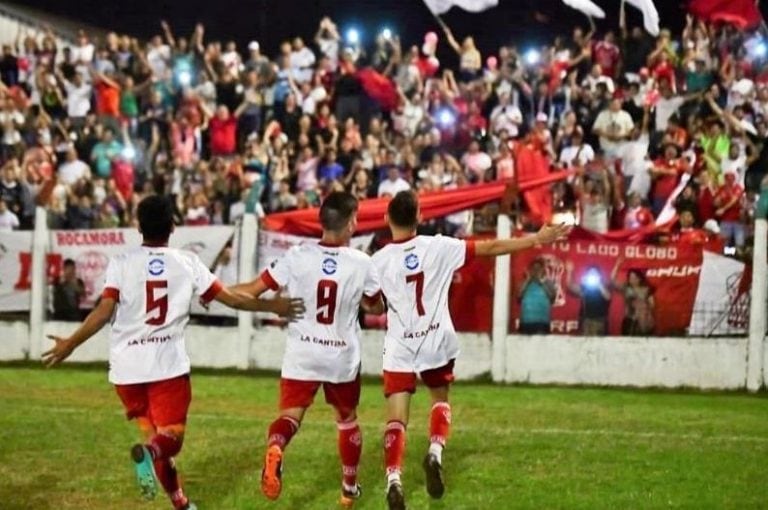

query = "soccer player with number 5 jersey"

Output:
[[42, 196, 304, 510], [231, 192, 384, 507], [373, 191, 570, 510]]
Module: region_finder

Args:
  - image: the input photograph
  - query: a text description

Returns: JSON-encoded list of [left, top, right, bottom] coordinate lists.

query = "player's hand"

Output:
[[536, 223, 571, 245], [42, 335, 75, 368], [272, 297, 306, 322]]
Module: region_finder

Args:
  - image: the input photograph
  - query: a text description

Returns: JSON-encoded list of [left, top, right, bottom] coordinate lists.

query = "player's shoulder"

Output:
[[338, 245, 372, 263]]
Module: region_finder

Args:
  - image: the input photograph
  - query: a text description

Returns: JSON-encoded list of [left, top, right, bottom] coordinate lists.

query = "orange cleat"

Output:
[[339, 484, 362, 508], [261, 445, 284, 500]]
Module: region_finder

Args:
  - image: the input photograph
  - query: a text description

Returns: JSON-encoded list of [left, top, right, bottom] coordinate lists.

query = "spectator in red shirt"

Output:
[[110, 153, 134, 203], [92, 70, 121, 118], [207, 105, 238, 156], [649, 143, 688, 216], [714, 170, 745, 251], [592, 32, 620, 79], [673, 210, 708, 245]]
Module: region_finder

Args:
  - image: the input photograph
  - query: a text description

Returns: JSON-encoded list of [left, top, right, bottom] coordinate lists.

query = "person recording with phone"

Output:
[[565, 261, 611, 335]]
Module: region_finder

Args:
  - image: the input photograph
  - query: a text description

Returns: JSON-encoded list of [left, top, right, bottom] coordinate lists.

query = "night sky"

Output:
[[17, 0, 704, 62]]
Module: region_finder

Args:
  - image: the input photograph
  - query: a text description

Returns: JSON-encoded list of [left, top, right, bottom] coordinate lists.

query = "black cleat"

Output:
[[386, 482, 406, 510], [423, 453, 445, 499]]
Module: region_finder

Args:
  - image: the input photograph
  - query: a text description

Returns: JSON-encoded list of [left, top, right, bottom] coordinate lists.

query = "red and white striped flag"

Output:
[[423, 0, 498, 15]]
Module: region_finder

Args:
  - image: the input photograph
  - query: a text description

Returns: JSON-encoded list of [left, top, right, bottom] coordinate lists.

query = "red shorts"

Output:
[[383, 359, 455, 397], [280, 375, 361, 416], [114, 374, 191, 427]]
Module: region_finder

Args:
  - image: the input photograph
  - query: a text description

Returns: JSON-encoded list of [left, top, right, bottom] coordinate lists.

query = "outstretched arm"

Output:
[[42, 297, 117, 367], [214, 279, 305, 319], [474, 224, 570, 257]]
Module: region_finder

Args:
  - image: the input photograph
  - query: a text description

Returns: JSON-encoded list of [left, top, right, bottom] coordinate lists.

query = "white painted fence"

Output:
[[2, 210, 766, 391]]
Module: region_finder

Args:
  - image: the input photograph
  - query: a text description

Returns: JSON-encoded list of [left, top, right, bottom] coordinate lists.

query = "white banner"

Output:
[[423, 0, 498, 15], [0, 231, 33, 312], [688, 251, 747, 336], [256, 231, 375, 274], [50, 226, 235, 308]]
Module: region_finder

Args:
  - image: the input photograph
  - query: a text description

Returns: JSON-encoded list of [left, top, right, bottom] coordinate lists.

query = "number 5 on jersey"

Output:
[[145, 280, 168, 325]]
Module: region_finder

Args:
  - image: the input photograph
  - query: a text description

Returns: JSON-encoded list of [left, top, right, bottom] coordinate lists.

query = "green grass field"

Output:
[[1, 365, 767, 510]]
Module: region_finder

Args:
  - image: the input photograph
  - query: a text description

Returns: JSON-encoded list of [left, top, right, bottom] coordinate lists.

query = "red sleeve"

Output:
[[363, 291, 382, 307], [101, 287, 119, 302], [260, 269, 280, 291], [200, 279, 224, 304], [464, 240, 476, 266]]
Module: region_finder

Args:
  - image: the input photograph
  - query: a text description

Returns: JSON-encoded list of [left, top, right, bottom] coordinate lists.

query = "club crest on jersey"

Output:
[[322, 258, 338, 275], [148, 258, 165, 276], [404, 253, 419, 270]]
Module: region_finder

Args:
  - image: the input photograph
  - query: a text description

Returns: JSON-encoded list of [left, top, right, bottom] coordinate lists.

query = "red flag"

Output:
[[689, 0, 762, 29], [263, 170, 574, 236], [515, 143, 553, 226], [355, 68, 398, 111]]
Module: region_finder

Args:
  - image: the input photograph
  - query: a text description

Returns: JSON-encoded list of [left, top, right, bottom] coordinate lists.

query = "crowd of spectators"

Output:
[[0, 10, 767, 257]]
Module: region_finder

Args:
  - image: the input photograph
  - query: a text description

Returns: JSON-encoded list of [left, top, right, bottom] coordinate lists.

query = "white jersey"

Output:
[[372, 235, 474, 373], [102, 246, 221, 385], [262, 243, 381, 383]]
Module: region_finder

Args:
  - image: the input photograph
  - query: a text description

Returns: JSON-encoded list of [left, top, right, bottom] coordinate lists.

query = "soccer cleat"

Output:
[[130, 444, 158, 500], [180, 503, 198, 510], [339, 484, 362, 508], [386, 482, 406, 510], [261, 444, 284, 500], [423, 453, 445, 499]]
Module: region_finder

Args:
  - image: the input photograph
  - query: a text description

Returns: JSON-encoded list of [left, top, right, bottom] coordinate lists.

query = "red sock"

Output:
[[337, 420, 362, 487], [153, 457, 187, 509], [149, 433, 182, 461], [384, 421, 406, 476], [267, 416, 300, 449], [429, 402, 452, 447]]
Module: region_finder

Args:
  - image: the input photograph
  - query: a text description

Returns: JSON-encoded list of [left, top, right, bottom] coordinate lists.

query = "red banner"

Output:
[[510, 228, 704, 335], [264, 171, 574, 236], [689, 0, 762, 28], [449, 240, 495, 332]]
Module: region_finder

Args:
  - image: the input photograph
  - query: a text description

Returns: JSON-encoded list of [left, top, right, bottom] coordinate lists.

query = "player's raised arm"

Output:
[[474, 223, 571, 257], [42, 296, 117, 367]]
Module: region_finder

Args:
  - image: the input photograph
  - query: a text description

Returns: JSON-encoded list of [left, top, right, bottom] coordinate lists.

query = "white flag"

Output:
[[625, 0, 660, 36], [423, 0, 498, 15], [561, 0, 606, 18]]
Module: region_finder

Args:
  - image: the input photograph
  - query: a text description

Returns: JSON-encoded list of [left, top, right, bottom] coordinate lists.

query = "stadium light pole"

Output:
[[746, 218, 767, 392]]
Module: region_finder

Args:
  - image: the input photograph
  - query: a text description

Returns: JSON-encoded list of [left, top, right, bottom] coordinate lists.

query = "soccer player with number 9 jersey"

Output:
[[373, 191, 570, 510], [230, 192, 384, 507]]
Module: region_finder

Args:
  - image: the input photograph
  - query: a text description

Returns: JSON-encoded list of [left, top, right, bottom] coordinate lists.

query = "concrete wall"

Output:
[[3, 321, 753, 390], [503, 335, 748, 390]]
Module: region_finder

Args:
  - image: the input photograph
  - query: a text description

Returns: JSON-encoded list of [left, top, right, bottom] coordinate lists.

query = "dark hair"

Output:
[[627, 268, 653, 292], [387, 190, 419, 229], [63, 258, 76, 268], [319, 191, 358, 232], [137, 195, 174, 242]]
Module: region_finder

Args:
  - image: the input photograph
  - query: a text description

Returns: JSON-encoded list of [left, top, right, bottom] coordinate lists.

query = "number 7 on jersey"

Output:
[[406, 271, 425, 316]]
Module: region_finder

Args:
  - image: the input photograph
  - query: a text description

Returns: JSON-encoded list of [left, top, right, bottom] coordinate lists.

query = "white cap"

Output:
[[703, 219, 720, 234], [536, 112, 548, 123], [248, 41, 260, 52]]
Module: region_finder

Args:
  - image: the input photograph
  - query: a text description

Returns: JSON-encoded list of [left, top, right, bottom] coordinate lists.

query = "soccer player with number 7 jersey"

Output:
[[42, 196, 305, 510], [230, 191, 384, 507], [373, 191, 570, 510]]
